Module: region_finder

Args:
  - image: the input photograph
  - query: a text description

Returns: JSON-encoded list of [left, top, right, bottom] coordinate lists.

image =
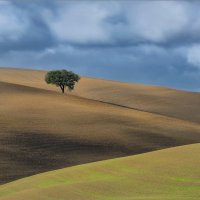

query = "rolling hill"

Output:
[[0, 143, 199, 200], [0, 67, 200, 123], [0, 67, 200, 184]]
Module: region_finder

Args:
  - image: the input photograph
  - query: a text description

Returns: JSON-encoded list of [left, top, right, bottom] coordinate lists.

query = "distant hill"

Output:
[[0, 67, 200, 184], [0, 144, 199, 200], [0, 67, 200, 123]]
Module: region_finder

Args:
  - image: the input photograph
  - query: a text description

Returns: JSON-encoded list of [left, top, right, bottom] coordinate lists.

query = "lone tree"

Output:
[[45, 70, 80, 93]]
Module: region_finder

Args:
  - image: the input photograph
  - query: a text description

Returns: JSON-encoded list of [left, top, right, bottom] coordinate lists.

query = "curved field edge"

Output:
[[0, 67, 200, 186], [1, 80, 200, 184], [0, 143, 199, 200], [0, 67, 200, 123]]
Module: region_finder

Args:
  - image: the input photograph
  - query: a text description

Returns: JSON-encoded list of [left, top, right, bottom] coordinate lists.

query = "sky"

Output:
[[0, 0, 200, 91]]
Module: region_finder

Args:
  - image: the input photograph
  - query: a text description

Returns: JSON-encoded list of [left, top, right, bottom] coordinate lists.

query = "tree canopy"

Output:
[[45, 70, 80, 93]]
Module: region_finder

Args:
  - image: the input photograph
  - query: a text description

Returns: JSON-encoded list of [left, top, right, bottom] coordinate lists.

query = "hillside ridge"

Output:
[[1, 80, 200, 127], [0, 143, 199, 200], [1, 67, 200, 123], [0, 68, 200, 185]]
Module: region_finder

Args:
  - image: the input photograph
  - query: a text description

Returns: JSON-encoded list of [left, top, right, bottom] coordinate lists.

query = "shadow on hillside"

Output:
[[0, 130, 193, 184]]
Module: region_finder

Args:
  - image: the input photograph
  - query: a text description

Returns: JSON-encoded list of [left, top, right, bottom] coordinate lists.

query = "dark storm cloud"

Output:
[[0, 0, 200, 91], [0, 1, 56, 52]]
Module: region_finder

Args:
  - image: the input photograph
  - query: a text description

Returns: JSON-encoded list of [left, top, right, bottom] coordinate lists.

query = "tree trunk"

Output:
[[62, 87, 64, 93], [60, 85, 65, 93]]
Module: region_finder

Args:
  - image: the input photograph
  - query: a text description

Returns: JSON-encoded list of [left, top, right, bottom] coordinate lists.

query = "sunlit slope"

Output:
[[0, 67, 199, 123], [0, 144, 199, 200], [1, 80, 200, 184]]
